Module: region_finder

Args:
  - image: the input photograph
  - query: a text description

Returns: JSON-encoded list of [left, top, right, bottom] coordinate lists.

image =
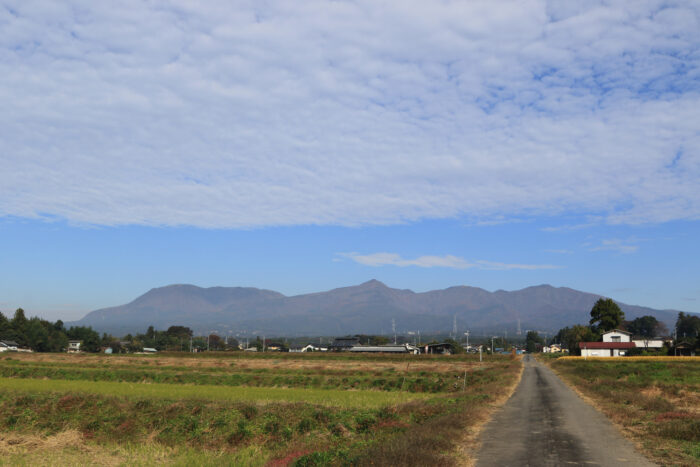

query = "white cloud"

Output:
[[1, 1, 699, 227], [545, 249, 573, 254], [338, 252, 559, 271], [588, 238, 640, 254]]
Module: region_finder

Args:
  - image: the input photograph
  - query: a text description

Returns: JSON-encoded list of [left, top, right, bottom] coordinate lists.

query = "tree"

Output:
[[625, 316, 667, 338], [675, 312, 700, 351], [66, 326, 101, 352], [589, 298, 624, 333], [675, 312, 700, 339], [525, 331, 544, 353], [554, 325, 598, 356]]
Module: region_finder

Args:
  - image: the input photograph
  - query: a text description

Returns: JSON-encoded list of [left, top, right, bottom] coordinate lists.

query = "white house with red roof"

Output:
[[579, 330, 635, 357]]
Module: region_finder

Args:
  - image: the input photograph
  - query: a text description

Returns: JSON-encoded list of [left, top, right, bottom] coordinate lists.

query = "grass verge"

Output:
[[545, 357, 700, 467]]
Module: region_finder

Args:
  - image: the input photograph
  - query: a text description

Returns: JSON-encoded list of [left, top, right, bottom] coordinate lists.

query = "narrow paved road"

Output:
[[475, 355, 655, 467]]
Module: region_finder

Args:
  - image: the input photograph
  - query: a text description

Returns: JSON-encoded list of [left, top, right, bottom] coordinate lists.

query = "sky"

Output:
[[1, 1, 699, 321]]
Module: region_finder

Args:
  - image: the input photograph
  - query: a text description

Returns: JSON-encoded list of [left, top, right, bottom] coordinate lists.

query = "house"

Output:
[[579, 341, 636, 357], [543, 344, 563, 353], [289, 344, 320, 353], [674, 342, 695, 357], [422, 343, 453, 355], [349, 344, 419, 354], [67, 340, 82, 353], [265, 343, 286, 352], [329, 337, 360, 351], [602, 329, 631, 343], [142, 347, 157, 353], [0, 340, 19, 352]]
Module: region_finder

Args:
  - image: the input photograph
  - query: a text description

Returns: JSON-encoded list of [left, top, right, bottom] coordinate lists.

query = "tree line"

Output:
[[0, 309, 241, 353]]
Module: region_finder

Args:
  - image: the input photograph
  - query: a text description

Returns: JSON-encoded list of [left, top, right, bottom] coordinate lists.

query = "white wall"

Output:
[[602, 331, 631, 342], [632, 339, 664, 348]]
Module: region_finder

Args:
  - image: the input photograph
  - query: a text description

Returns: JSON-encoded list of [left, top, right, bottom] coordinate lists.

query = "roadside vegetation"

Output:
[[0, 352, 521, 466], [547, 358, 700, 466]]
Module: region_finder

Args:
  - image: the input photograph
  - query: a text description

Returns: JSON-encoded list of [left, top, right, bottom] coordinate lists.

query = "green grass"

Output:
[[0, 377, 428, 408], [548, 358, 700, 467], [0, 353, 522, 466]]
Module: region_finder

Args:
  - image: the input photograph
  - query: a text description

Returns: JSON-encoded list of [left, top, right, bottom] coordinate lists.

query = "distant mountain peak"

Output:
[[359, 279, 388, 288]]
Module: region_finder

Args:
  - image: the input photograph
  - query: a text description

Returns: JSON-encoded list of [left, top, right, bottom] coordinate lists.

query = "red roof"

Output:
[[579, 342, 636, 349]]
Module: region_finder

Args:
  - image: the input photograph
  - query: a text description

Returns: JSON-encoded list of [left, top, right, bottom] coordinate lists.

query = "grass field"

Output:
[[0, 352, 522, 466], [547, 357, 700, 467]]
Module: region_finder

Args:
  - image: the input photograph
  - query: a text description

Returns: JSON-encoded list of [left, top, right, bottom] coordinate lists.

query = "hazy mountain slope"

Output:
[[70, 280, 684, 336]]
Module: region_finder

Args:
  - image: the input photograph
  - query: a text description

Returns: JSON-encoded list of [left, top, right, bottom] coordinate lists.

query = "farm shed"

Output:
[[329, 337, 360, 351]]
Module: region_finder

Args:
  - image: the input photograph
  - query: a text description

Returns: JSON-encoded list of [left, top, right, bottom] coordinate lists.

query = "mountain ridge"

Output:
[[68, 281, 686, 336]]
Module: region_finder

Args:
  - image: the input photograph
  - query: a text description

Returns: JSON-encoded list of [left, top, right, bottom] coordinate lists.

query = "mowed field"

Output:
[[0, 352, 521, 466], [548, 357, 700, 467]]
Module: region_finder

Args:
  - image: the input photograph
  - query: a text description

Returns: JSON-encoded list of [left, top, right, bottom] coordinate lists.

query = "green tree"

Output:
[[625, 315, 667, 338], [24, 318, 50, 351], [66, 326, 101, 352], [554, 325, 598, 356], [0, 311, 9, 335], [675, 312, 700, 351], [525, 331, 543, 353], [589, 298, 624, 333]]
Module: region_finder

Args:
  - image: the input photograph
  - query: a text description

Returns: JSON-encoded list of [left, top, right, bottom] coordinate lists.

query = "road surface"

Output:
[[475, 355, 655, 466]]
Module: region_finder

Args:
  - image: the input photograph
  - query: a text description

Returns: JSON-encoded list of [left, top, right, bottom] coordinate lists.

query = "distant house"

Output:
[[543, 344, 563, 353], [422, 343, 453, 355], [349, 344, 419, 354], [67, 340, 82, 353], [289, 344, 320, 353], [674, 342, 695, 357], [579, 341, 636, 357], [329, 337, 360, 351], [0, 340, 19, 352], [142, 347, 157, 353]]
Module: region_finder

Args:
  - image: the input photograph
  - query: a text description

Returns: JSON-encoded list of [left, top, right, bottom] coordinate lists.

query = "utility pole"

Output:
[[452, 315, 457, 339], [392, 318, 396, 345]]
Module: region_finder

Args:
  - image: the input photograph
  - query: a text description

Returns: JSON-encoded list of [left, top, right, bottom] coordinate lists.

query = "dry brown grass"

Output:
[[5, 351, 488, 374], [453, 357, 525, 467]]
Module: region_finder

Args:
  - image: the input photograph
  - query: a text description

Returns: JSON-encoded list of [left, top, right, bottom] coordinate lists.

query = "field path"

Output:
[[474, 355, 655, 467]]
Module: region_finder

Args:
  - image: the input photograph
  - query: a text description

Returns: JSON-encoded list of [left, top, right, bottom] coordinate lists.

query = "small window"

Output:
[[611, 336, 621, 342]]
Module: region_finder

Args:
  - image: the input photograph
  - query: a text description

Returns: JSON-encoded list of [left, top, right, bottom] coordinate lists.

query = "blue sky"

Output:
[[1, 1, 699, 321]]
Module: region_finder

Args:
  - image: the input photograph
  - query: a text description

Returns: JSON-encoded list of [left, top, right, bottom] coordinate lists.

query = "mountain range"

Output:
[[69, 280, 683, 337]]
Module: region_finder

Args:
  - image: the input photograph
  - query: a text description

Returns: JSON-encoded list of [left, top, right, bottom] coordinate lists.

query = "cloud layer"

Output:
[[2, 1, 699, 227], [339, 252, 559, 271]]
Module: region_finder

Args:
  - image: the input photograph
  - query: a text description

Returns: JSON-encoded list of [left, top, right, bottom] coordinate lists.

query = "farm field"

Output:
[[547, 357, 700, 467], [0, 352, 521, 466]]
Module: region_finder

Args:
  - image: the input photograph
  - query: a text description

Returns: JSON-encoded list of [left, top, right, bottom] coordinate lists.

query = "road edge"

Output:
[[455, 357, 525, 467], [536, 356, 659, 466]]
